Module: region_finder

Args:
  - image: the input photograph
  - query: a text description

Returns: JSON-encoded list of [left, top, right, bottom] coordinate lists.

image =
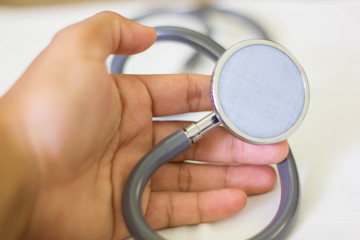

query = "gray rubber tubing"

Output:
[[114, 26, 301, 240], [111, 26, 225, 74], [122, 130, 192, 240], [127, 6, 269, 70], [130, 6, 269, 42]]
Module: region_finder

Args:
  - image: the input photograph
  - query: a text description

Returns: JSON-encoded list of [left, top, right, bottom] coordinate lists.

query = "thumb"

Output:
[[50, 11, 157, 61]]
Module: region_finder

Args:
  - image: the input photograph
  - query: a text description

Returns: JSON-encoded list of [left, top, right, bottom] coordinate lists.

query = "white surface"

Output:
[[1, 1, 360, 239]]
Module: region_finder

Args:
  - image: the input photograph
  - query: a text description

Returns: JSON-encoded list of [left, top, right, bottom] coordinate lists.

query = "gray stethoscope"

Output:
[[111, 23, 309, 240]]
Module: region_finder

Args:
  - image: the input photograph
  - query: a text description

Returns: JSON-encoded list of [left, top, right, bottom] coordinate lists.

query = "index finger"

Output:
[[117, 74, 212, 117]]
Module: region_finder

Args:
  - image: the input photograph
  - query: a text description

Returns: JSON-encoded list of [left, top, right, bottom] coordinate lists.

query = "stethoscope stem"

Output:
[[184, 112, 220, 143]]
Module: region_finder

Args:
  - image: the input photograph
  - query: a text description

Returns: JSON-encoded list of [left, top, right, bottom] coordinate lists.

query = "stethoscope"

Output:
[[111, 13, 309, 240]]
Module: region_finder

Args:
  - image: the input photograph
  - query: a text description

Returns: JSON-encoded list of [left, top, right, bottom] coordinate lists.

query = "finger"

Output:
[[50, 11, 156, 61], [114, 74, 211, 116], [153, 121, 289, 165], [145, 189, 246, 230], [151, 163, 276, 195]]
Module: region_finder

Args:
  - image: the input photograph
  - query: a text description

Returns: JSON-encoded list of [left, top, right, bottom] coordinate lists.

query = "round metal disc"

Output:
[[211, 39, 309, 144]]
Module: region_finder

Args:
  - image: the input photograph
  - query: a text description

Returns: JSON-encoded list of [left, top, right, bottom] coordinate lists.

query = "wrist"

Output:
[[0, 99, 39, 240]]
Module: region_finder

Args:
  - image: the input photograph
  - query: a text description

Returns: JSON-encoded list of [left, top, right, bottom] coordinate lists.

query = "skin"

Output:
[[0, 11, 288, 240]]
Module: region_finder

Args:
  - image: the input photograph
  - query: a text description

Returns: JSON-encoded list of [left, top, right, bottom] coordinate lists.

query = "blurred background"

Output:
[[0, 0, 206, 6], [1, 0, 359, 239]]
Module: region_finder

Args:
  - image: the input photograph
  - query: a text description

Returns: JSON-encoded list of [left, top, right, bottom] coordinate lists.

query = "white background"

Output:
[[1, 1, 359, 239]]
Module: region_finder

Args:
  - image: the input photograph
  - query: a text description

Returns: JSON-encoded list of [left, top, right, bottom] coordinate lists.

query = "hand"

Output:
[[0, 11, 288, 240]]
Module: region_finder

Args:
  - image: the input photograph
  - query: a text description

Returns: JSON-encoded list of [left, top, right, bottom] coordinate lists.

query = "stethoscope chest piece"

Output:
[[211, 39, 309, 145]]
